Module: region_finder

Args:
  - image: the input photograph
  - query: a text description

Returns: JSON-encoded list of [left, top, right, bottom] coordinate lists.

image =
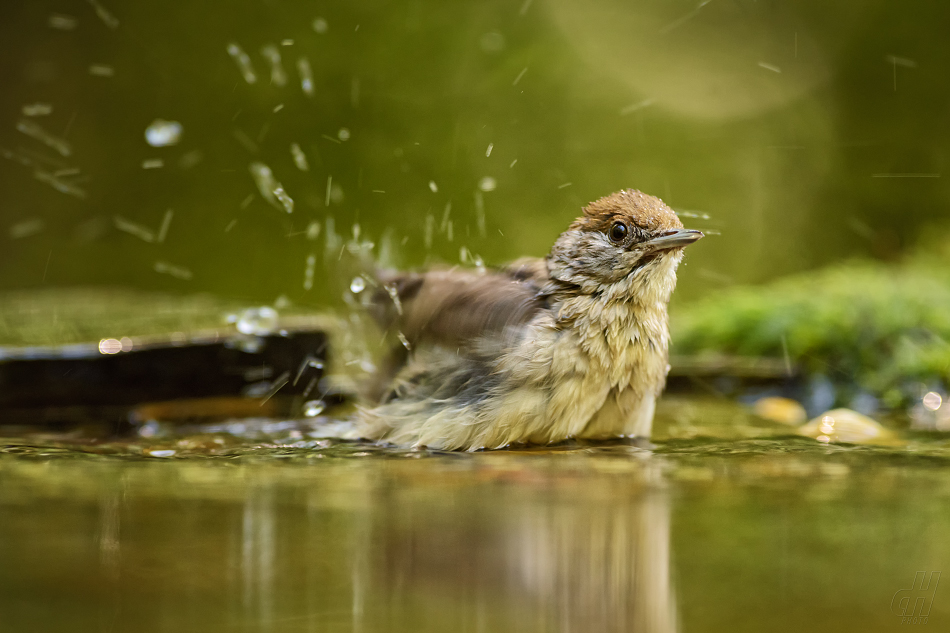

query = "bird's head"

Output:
[[546, 189, 703, 303]]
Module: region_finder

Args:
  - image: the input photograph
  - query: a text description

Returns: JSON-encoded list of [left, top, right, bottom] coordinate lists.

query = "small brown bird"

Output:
[[359, 189, 702, 450]]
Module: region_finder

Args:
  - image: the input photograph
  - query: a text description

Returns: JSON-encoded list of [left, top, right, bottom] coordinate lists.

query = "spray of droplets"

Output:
[[249, 162, 294, 213], [227, 43, 257, 84]]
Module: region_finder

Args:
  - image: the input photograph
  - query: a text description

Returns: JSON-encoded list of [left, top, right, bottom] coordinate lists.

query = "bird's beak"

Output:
[[647, 229, 704, 251]]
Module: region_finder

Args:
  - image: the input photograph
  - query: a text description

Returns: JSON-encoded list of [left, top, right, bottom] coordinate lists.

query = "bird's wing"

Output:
[[371, 257, 549, 348]]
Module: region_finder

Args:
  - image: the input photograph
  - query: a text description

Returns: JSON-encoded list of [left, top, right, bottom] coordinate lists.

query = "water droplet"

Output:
[[236, 306, 279, 336], [145, 119, 183, 147], [337, 128, 351, 141], [923, 391, 943, 411], [290, 143, 309, 171], [312, 17, 328, 34], [148, 449, 177, 458], [350, 277, 366, 293], [98, 338, 123, 355], [478, 176, 497, 192], [303, 400, 326, 417]]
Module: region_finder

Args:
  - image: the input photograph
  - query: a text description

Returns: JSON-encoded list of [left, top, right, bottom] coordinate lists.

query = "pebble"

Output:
[[797, 408, 895, 445], [753, 396, 807, 425]]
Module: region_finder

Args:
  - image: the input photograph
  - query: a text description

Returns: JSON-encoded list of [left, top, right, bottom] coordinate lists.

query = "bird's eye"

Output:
[[608, 221, 628, 244]]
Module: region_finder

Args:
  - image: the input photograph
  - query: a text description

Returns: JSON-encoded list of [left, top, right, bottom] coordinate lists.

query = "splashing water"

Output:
[[260, 44, 287, 86], [249, 162, 294, 213], [226, 42, 257, 84], [297, 57, 314, 97], [302, 400, 326, 417], [16, 120, 72, 156], [145, 119, 183, 147], [478, 176, 497, 192], [290, 143, 309, 171], [235, 307, 279, 336]]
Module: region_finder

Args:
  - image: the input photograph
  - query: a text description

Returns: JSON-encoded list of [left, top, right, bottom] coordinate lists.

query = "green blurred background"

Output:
[[1, 0, 947, 307]]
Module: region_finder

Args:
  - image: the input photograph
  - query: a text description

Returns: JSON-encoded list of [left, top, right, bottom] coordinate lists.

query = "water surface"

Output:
[[2, 397, 947, 632]]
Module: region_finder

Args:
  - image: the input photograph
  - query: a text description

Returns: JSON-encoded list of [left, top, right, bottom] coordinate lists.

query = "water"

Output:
[[1, 396, 948, 632], [235, 306, 279, 336], [144, 120, 183, 148]]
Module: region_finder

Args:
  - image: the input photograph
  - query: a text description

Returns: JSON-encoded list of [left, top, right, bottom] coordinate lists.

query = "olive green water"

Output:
[[2, 398, 949, 632]]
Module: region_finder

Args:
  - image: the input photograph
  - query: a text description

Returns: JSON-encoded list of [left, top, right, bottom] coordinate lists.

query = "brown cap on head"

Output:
[[573, 189, 683, 234]]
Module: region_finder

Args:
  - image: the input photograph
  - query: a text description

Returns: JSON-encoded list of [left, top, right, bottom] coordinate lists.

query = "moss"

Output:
[[672, 260, 950, 405]]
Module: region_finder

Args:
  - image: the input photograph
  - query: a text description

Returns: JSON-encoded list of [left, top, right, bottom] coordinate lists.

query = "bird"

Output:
[[357, 189, 703, 451]]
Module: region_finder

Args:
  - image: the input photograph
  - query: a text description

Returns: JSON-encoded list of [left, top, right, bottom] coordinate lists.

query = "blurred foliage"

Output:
[[672, 242, 950, 407], [1, 0, 950, 306]]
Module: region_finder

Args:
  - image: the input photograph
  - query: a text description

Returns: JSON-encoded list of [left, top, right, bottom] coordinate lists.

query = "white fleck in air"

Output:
[[17, 120, 71, 156], [249, 162, 294, 213], [34, 170, 86, 198], [273, 187, 294, 214], [145, 119, 182, 147], [485, 143, 493, 157], [619, 98, 654, 115], [306, 222, 321, 240], [88, 64, 115, 77], [350, 277, 366, 294], [758, 62, 781, 73], [99, 338, 122, 354], [312, 17, 328, 33], [290, 143, 309, 171], [157, 209, 173, 243], [22, 103, 53, 117], [142, 158, 164, 169], [297, 57, 314, 96], [675, 209, 711, 220], [154, 261, 193, 280], [273, 104, 284, 113], [281, 39, 294, 46], [303, 400, 326, 417], [397, 332, 411, 350], [428, 181, 438, 193], [48, 14, 78, 30], [509, 159, 518, 168], [260, 44, 288, 87], [9, 219, 44, 240], [303, 254, 316, 290], [88, 0, 120, 29], [512, 67, 528, 86], [923, 392, 943, 411], [236, 307, 279, 336], [478, 176, 496, 192], [114, 216, 155, 242], [227, 42, 257, 84], [337, 128, 350, 141]]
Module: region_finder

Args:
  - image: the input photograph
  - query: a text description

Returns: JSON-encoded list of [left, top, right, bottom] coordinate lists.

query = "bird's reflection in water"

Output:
[[370, 462, 677, 633]]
